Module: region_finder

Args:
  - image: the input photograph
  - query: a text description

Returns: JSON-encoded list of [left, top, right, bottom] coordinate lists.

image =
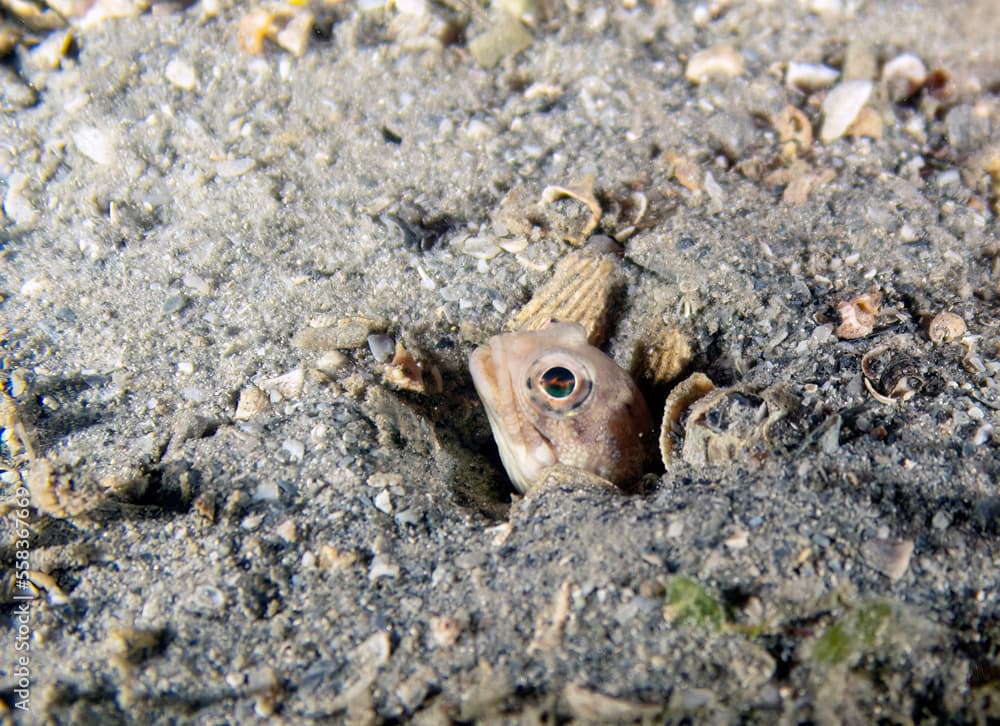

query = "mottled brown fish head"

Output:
[[469, 321, 654, 493]]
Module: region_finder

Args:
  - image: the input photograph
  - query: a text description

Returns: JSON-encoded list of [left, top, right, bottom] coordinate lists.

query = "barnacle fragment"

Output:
[[660, 377, 797, 467]]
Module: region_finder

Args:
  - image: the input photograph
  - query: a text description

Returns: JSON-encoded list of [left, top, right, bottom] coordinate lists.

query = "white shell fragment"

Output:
[[820, 80, 873, 142], [786, 61, 839, 92], [259, 368, 304, 401], [72, 126, 116, 165], [3, 172, 38, 226], [685, 45, 745, 84], [834, 290, 881, 339], [215, 158, 256, 178], [165, 58, 198, 91]]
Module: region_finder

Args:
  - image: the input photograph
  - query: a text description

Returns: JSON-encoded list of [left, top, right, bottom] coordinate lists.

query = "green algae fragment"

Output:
[[665, 577, 724, 629], [813, 601, 895, 665]]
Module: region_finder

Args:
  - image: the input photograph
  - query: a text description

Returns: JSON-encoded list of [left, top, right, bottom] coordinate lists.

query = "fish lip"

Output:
[[469, 337, 554, 492]]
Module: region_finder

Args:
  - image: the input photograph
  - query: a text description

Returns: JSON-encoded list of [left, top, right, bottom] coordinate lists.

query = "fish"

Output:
[[469, 320, 654, 493]]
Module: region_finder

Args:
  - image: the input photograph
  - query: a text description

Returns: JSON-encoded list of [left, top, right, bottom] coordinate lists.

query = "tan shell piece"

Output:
[[505, 244, 622, 346], [383, 341, 426, 393], [834, 290, 882, 339], [659, 372, 716, 466]]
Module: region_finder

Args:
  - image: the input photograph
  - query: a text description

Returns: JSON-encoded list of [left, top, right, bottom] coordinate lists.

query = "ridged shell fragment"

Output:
[[292, 317, 383, 350], [861, 341, 923, 404], [505, 243, 622, 346], [637, 326, 694, 388], [234, 384, 269, 420]]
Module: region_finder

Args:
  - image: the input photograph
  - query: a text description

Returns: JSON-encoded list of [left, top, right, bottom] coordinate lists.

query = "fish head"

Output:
[[469, 321, 653, 493]]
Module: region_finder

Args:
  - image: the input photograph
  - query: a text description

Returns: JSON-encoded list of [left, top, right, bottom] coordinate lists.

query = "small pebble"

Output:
[[282, 439, 305, 460], [183, 272, 211, 295], [881, 52, 926, 102], [724, 530, 749, 550], [666, 519, 685, 539], [368, 554, 400, 580], [3, 172, 38, 226], [972, 423, 993, 446], [162, 293, 189, 315], [374, 489, 393, 514], [394, 509, 421, 526], [820, 80, 873, 142], [861, 538, 913, 580], [936, 169, 960, 187], [274, 10, 313, 57], [0, 66, 37, 108], [165, 58, 198, 90], [275, 519, 297, 542], [180, 386, 206, 402], [931, 510, 951, 530], [461, 236, 502, 260], [807, 0, 842, 18], [314, 350, 348, 376], [241, 512, 266, 531], [367, 334, 395, 363], [254, 480, 281, 501]]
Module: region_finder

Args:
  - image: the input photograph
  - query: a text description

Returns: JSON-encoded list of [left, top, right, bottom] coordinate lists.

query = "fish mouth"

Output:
[[469, 339, 554, 492]]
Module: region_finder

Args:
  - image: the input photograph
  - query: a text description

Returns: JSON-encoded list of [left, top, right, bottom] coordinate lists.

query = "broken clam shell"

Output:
[[861, 341, 924, 404]]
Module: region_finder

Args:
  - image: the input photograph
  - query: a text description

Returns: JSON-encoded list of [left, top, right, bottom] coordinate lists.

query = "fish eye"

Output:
[[540, 366, 575, 398]]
